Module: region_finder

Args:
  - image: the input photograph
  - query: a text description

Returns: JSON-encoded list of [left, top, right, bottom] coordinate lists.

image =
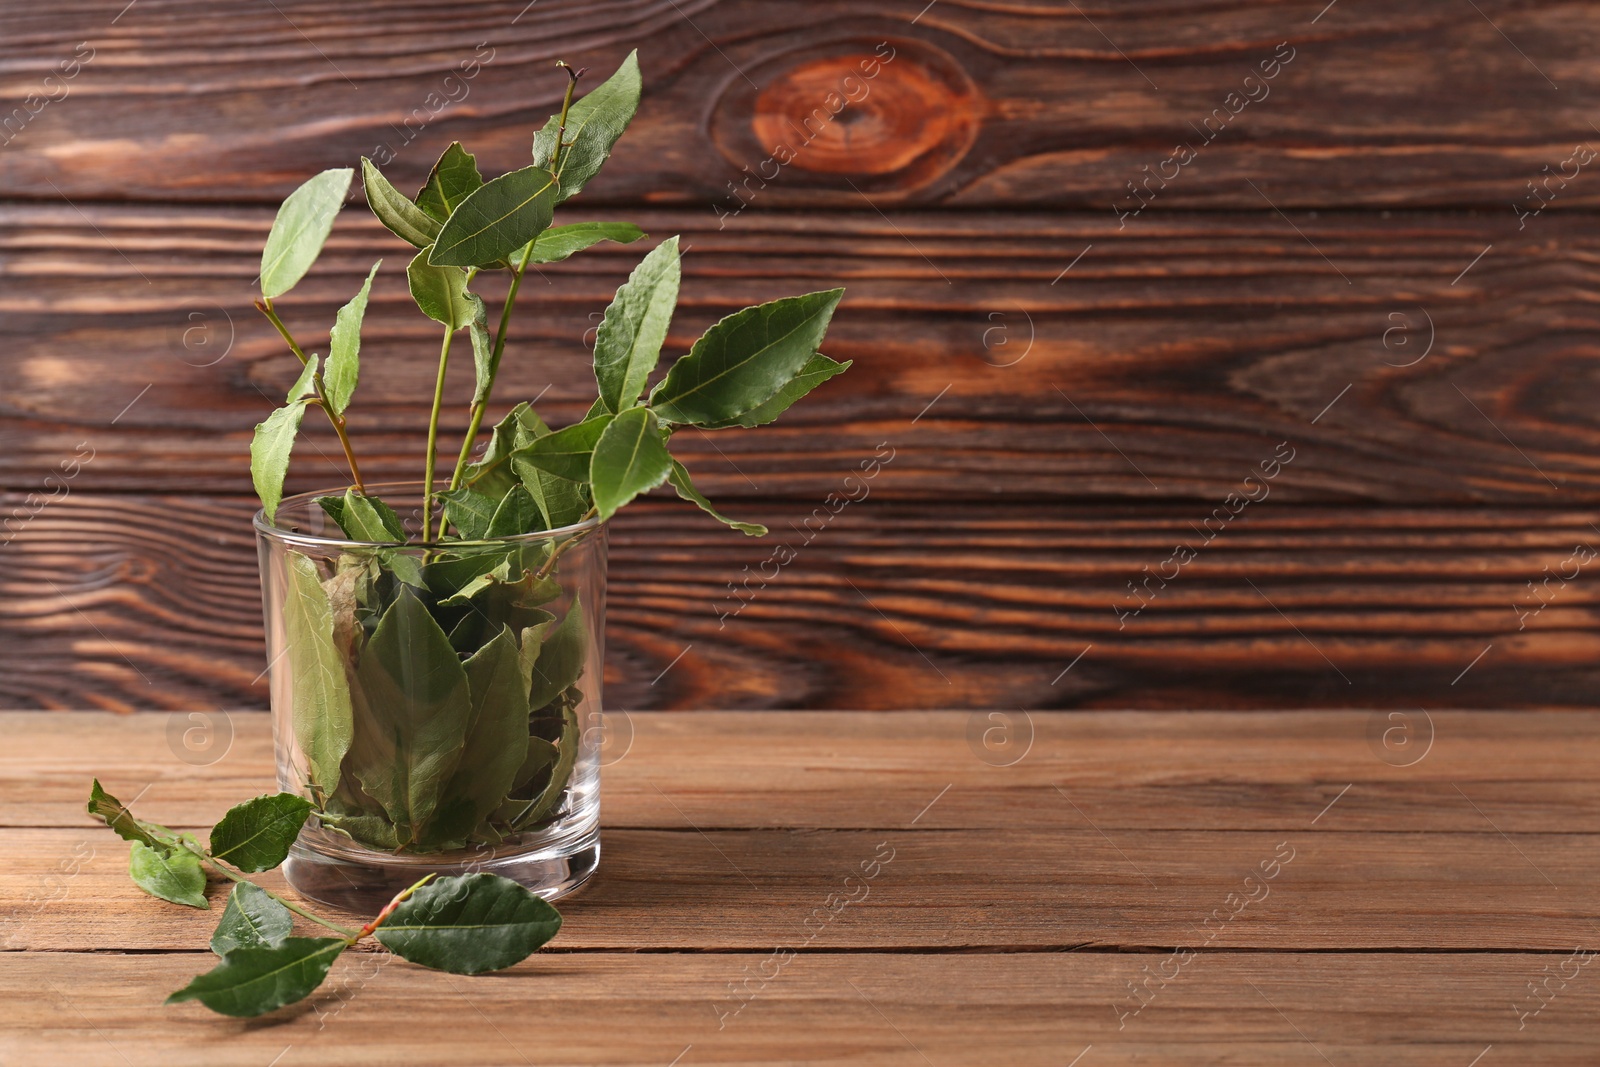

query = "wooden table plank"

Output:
[[8, 824, 1600, 952], [2, 952, 1594, 1066], [2, 1, 1597, 209], [6, 711, 1598, 832], [3, 710, 1596, 1062]]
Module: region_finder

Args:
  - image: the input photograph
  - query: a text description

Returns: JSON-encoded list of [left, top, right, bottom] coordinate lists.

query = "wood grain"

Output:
[[1, 1, 1597, 209], [4, 206, 1599, 503], [10, 824, 1600, 952], [7, 710, 1597, 833], [5, 711, 1596, 1063], [5, 952, 1594, 1066], [6, 492, 1600, 711]]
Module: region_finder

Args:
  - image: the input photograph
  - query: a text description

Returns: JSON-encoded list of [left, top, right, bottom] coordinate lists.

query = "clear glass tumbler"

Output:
[[254, 482, 605, 912]]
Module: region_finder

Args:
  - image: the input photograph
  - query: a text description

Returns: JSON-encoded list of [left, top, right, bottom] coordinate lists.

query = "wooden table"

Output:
[[3, 709, 1596, 1065]]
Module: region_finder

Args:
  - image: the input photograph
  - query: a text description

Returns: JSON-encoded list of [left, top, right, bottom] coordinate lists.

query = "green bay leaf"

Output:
[[438, 486, 501, 541], [650, 288, 845, 427], [593, 236, 679, 414], [589, 406, 671, 521], [362, 157, 439, 249], [211, 882, 293, 956], [428, 166, 558, 268], [208, 793, 314, 874], [338, 489, 406, 543], [486, 484, 542, 538], [282, 551, 355, 799], [348, 587, 474, 840], [520, 221, 644, 264], [467, 294, 495, 406], [285, 353, 319, 403], [667, 458, 767, 536], [261, 168, 353, 300], [407, 247, 479, 330], [375, 873, 561, 974], [516, 695, 580, 827], [416, 142, 484, 223], [527, 600, 586, 712], [129, 840, 209, 909], [422, 628, 531, 847], [324, 260, 381, 415], [505, 407, 587, 530], [513, 413, 613, 483], [463, 401, 555, 496], [702, 353, 852, 429], [87, 779, 163, 848], [250, 401, 308, 523], [168, 937, 345, 1017], [531, 51, 641, 204]]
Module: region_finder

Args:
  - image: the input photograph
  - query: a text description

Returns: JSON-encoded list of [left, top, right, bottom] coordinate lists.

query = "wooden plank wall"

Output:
[[2, 0, 1598, 711]]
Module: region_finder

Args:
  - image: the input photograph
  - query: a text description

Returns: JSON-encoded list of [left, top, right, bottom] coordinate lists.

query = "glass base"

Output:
[[283, 825, 600, 914]]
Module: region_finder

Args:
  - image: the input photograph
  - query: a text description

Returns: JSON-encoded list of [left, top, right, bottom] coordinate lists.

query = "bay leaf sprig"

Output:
[[240, 51, 851, 858], [86, 781, 562, 1017], [249, 49, 850, 539]]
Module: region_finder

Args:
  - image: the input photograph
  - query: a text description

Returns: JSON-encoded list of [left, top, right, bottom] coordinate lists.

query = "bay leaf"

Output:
[[324, 260, 381, 415], [168, 937, 345, 1017], [129, 840, 208, 909], [531, 50, 641, 204], [589, 406, 671, 521], [460, 402, 534, 498], [338, 489, 406, 542], [515, 695, 580, 828], [285, 353, 319, 403], [513, 413, 613, 483], [438, 486, 501, 541], [210, 882, 292, 956], [526, 600, 586, 711], [362, 156, 439, 248], [650, 288, 845, 426], [348, 587, 473, 841], [407, 246, 479, 330], [518, 221, 643, 264], [701, 352, 852, 429], [208, 793, 314, 874], [506, 407, 588, 529], [428, 166, 557, 268], [486, 484, 541, 538], [282, 551, 355, 800], [593, 236, 679, 414], [375, 873, 561, 974], [667, 458, 767, 535], [87, 779, 163, 848], [416, 142, 484, 223], [421, 628, 531, 846], [250, 401, 308, 523], [260, 168, 353, 300]]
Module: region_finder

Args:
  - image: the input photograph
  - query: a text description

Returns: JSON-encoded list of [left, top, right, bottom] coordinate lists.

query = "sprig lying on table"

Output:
[[86, 781, 561, 1017]]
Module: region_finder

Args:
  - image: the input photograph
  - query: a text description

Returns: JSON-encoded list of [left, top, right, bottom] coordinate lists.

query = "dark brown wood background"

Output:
[[2, 0, 1597, 711]]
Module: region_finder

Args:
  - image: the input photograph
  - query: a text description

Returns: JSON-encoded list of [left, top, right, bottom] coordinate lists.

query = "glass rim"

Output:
[[253, 481, 604, 551]]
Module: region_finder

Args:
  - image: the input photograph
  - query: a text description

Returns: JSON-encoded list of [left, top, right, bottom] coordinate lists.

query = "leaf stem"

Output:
[[351, 874, 435, 944], [422, 327, 456, 541], [256, 299, 367, 494], [447, 242, 535, 491], [532, 506, 599, 580], [304, 398, 368, 497], [172, 838, 359, 939], [445, 64, 582, 493], [550, 61, 583, 176]]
